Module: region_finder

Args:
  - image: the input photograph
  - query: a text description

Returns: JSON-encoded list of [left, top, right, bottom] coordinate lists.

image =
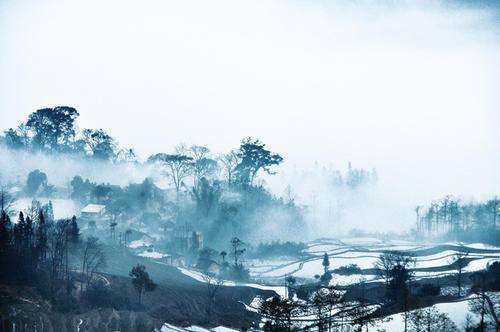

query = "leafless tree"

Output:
[[449, 249, 469, 296], [202, 271, 224, 323], [81, 236, 106, 295], [218, 150, 240, 185], [189, 145, 218, 190], [0, 186, 15, 215]]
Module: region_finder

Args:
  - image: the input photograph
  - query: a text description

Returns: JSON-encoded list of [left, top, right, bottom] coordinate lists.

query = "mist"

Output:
[[1, 1, 500, 331], [2, 0, 500, 235]]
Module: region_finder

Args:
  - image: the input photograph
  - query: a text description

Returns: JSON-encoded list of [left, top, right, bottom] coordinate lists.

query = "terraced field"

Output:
[[245, 238, 500, 287]]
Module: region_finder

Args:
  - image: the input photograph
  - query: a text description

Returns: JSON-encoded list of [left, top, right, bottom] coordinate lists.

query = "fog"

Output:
[[1, 0, 500, 234]]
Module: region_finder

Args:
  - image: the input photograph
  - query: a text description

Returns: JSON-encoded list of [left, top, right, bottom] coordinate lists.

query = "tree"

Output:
[[374, 251, 415, 287], [81, 236, 106, 294], [148, 152, 193, 194], [26, 107, 79, 151], [285, 276, 296, 299], [469, 270, 500, 331], [82, 128, 116, 159], [0, 210, 11, 255], [486, 197, 500, 229], [4, 128, 24, 149], [322, 252, 330, 274], [26, 169, 48, 197], [68, 216, 79, 244], [450, 249, 469, 297], [259, 296, 301, 332], [218, 150, 240, 185], [129, 264, 157, 304], [230, 237, 245, 266], [189, 145, 218, 190], [0, 187, 15, 215], [202, 271, 224, 323], [220, 250, 227, 262], [235, 138, 283, 185], [191, 178, 222, 218], [408, 306, 457, 332]]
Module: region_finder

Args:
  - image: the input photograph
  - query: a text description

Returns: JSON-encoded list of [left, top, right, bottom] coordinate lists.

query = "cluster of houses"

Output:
[[78, 203, 207, 270]]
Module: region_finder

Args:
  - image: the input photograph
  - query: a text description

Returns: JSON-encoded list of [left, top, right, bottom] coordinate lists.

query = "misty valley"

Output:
[[0, 108, 499, 332]]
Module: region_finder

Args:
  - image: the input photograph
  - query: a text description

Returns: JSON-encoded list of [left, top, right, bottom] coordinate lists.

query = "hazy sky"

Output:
[[1, 0, 499, 203]]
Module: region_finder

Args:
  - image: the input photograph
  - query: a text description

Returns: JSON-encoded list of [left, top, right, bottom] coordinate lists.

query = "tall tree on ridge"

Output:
[[234, 137, 283, 186]]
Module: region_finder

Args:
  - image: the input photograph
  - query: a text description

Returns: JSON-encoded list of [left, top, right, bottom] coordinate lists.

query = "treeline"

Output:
[[330, 162, 378, 190], [1, 107, 134, 161], [415, 195, 500, 244], [0, 207, 80, 305], [1, 107, 305, 247]]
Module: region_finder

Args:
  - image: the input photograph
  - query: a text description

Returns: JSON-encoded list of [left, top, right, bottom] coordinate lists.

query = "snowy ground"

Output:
[[160, 323, 239, 332]]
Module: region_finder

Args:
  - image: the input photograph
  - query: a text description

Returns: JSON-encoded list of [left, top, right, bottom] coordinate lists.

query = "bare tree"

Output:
[[189, 145, 218, 190], [81, 236, 106, 295], [202, 271, 224, 323], [0, 187, 15, 215], [450, 249, 469, 296], [217, 150, 240, 185]]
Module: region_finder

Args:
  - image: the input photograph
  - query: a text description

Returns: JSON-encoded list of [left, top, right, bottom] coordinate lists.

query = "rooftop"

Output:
[[81, 204, 106, 213]]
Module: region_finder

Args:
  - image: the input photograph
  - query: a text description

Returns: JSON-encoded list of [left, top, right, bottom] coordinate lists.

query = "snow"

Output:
[[161, 323, 187, 332], [185, 326, 211, 332], [178, 267, 287, 298], [375, 299, 472, 331], [330, 274, 374, 286], [129, 236, 153, 248], [463, 258, 500, 272], [138, 250, 167, 258], [81, 204, 105, 213], [211, 327, 239, 332]]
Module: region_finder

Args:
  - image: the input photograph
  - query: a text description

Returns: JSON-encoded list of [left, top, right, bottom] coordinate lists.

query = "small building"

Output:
[[81, 204, 106, 219]]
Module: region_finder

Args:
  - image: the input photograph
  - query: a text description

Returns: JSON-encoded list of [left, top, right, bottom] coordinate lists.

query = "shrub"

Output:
[[333, 264, 362, 275], [418, 283, 441, 297]]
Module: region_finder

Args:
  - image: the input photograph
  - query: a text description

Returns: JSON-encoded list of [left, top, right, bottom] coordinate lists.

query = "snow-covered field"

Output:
[[246, 238, 500, 285], [167, 238, 500, 332], [160, 323, 239, 332]]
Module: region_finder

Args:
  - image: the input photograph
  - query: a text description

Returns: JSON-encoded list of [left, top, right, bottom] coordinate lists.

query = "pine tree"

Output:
[[322, 252, 330, 274], [69, 216, 79, 243], [0, 210, 11, 254], [37, 210, 47, 263]]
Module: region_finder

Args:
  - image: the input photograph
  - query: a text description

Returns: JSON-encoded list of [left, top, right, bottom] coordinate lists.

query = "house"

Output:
[[80, 204, 106, 219]]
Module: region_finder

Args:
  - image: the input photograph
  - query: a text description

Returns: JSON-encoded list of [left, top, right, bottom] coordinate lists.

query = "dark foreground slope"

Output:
[[0, 259, 275, 332]]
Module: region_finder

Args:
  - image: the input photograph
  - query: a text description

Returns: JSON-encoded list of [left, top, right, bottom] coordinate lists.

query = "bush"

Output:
[[418, 283, 441, 297], [52, 292, 78, 312], [320, 272, 332, 284], [222, 264, 250, 282], [82, 280, 130, 310], [333, 264, 362, 275]]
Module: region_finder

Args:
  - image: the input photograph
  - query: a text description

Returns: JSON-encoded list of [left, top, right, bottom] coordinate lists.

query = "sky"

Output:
[[1, 0, 499, 230]]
